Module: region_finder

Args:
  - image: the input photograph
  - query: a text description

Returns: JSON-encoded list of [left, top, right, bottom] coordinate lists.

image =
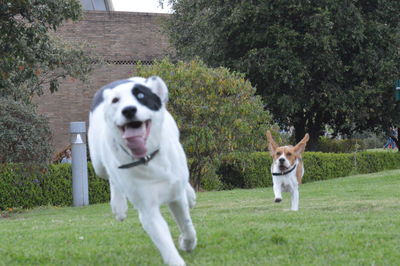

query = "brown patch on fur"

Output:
[[273, 146, 297, 165], [296, 161, 303, 184], [266, 131, 278, 156]]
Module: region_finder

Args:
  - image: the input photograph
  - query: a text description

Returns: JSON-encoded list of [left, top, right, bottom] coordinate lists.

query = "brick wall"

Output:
[[34, 11, 172, 153]]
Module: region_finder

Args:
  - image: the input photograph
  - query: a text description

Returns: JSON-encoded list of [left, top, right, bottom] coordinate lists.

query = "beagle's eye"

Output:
[[137, 92, 145, 99], [287, 152, 292, 157], [111, 97, 119, 104], [276, 151, 282, 156]]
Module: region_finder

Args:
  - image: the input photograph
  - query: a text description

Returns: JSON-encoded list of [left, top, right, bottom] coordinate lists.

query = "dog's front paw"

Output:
[[111, 198, 128, 222], [179, 234, 197, 252], [274, 198, 282, 203], [114, 212, 127, 222], [112, 205, 127, 221]]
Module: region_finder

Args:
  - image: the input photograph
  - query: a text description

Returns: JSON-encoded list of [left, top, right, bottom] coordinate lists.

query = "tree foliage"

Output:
[[136, 58, 273, 189], [0, 0, 94, 103], [166, 0, 400, 149], [0, 0, 97, 164], [0, 98, 53, 165]]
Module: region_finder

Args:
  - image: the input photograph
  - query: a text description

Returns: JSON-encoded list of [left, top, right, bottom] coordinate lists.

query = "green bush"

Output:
[[88, 164, 110, 204], [218, 151, 400, 189], [218, 152, 273, 189], [317, 137, 366, 153], [0, 163, 109, 210], [39, 164, 73, 206], [1, 151, 399, 209], [355, 152, 400, 174], [302, 153, 355, 182], [0, 98, 53, 165], [0, 164, 45, 209], [136, 58, 273, 190]]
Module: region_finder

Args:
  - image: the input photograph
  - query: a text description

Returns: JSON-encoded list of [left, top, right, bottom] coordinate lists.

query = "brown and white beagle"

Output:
[[266, 131, 309, 211]]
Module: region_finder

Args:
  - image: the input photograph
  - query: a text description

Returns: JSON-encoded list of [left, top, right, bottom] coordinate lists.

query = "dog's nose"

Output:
[[279, 158, 285, 164], [122, 106, 137, 119]]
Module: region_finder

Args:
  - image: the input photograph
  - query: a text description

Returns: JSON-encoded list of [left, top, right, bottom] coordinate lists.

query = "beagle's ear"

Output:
[[293, 133, 309, 155], [266, 130, 279, 156]]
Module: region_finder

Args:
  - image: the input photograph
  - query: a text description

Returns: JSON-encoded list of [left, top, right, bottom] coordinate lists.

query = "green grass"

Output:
[[1, 170, 400, 265]]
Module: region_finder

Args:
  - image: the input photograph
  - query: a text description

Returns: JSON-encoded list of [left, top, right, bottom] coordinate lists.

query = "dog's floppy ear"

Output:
[[293, 133, 309, 155], [266, 130, 278, 156], [146, 76, 169, 103]]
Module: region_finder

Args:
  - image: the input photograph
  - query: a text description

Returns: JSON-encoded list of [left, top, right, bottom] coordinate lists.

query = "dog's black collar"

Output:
[[118, 149, 160, 169], [272, 164, 297, 176]]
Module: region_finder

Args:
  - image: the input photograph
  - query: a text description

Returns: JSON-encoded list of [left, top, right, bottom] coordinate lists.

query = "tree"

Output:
[[165, 0, 400, 149], [0, 0, 94, 103], [0, 0, 97, 164], [136, 58, 273, 189], [0, 98, 53, 165]]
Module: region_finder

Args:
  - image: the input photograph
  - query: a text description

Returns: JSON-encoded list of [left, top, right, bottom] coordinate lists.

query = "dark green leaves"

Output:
[[136, 58, 273, 189], [0, 98, 53, 165], [0, 0, 94, 102], [166, 0, 400, 145]]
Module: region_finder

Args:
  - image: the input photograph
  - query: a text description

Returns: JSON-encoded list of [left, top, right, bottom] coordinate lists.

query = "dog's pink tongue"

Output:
[[123, 127, 147, 158]]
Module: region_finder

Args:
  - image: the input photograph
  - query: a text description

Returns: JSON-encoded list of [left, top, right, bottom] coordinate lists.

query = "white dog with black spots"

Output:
[[88, 76, 197, 266]]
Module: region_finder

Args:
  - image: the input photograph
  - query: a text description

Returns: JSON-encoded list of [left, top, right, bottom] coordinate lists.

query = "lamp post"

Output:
[[70, 121, 89, 207]]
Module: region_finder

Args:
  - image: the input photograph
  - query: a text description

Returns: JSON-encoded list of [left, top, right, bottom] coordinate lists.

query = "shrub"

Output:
[[0, 98, 53, 165], [219, 151, 400, 189], [136, 58, 273, 190], [317, 137, 366, 153], [88, 164, 110, 204], [0, 164, 45, 209], [302, 153, 355, 182], [0, 163, 109, 210], [1, 152, 399, 209], [218, 152, 273, 189], [39, 164, 73, 206]]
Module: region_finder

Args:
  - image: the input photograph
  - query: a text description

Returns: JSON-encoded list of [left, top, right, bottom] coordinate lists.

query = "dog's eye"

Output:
[[112, 97, 119, 104], [137, 93, 145, 99], [287, 152, 292, 157], [276, 152, 282, 156]]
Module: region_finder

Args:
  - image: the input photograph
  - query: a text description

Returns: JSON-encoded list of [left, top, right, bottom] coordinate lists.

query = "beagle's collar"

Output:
[[272, 164, 297, 176]]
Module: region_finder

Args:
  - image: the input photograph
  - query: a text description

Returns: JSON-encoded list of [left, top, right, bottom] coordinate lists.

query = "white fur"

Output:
[[88, 76, 196, 266]]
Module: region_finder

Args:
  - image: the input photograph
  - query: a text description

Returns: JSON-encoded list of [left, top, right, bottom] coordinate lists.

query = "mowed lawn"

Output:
[[1, 170, 399, 265]]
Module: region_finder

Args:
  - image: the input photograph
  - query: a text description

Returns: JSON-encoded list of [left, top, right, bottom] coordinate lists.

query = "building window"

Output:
[[80, 0, 113, 11]]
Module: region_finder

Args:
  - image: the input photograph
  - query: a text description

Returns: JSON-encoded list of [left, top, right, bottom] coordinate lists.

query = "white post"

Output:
[[70, 122, 89, 207]]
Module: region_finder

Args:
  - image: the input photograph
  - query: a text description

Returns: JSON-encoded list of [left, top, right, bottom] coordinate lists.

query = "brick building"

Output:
[[35, 11, 171, 153]]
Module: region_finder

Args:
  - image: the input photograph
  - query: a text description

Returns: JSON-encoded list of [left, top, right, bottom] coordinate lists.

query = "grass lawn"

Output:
[[1, 170, 400, 265]]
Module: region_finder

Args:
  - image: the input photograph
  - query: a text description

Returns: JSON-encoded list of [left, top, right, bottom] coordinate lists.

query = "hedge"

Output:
[[0, 163, 109, 210], [218, 151, 400, 189], [218, 152, 273, 189], [1, 151, 399, 209]]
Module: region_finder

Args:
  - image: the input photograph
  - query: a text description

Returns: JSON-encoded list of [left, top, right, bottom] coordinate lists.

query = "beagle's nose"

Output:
[[279, 158, 285, 164], [122, 106, 137, 119]]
